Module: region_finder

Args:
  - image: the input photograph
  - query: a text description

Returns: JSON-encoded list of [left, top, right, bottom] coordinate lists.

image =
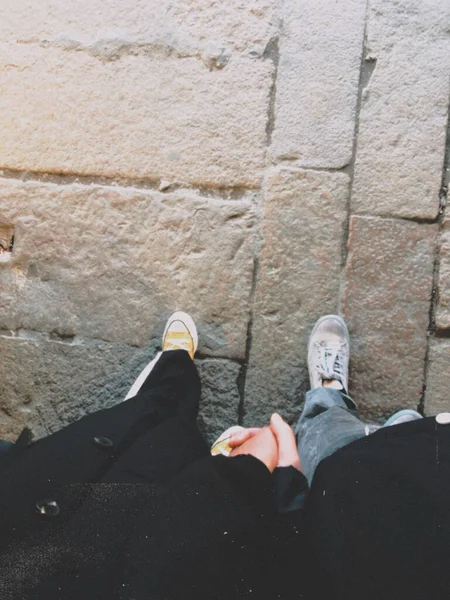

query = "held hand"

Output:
[[270, 413, 302, 472], [227, 428, 262, 448], [229, 427, 278, 473]]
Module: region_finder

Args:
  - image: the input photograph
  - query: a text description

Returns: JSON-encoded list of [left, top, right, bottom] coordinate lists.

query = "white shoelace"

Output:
[[315, 344, 345, 385]]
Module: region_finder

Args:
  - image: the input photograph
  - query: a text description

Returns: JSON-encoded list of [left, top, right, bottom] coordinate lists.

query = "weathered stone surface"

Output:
[[244, 167, 349, 426], [0, 178, 257, 358], [436, 228, 450, 330], [0, 335, 240, 442], [0, 44, 272, 187], [0, 0, 276, 54], [351, 0, 450, 218], [424, 338, 450, 415], [271, 0, 366, 168], [0, 334, 151, 440], [342, 216, 436, 420], [196, 358, 240, 444]]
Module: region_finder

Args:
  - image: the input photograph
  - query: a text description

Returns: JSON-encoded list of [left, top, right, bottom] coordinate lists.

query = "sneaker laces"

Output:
[[315, 344, 345, 387], [164, 339, 192, 352]]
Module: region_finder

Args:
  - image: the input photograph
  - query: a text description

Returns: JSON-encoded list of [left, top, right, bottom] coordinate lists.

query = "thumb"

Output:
[[270, 413, 302, 471]]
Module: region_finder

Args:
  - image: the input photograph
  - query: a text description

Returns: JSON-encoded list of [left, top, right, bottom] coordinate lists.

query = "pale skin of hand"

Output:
[[229, 413, 302, 473]]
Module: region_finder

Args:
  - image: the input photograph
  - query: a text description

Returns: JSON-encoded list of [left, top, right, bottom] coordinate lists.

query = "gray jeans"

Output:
[[295, 387, 380, 485]]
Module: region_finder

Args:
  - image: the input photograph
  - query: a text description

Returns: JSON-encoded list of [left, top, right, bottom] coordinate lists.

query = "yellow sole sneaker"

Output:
[[162, 311, 198, 360]]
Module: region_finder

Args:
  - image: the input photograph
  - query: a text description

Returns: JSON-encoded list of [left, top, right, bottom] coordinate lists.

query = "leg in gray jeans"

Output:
[[295, 387, 379, 485]]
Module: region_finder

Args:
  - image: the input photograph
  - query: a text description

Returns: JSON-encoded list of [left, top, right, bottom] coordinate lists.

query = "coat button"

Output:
[[36, 499, 60, 517], [436, 413, 450, 425], [93, 436, 113, 448]]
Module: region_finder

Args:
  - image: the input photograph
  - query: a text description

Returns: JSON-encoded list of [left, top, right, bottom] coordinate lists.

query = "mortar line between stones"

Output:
[[418, 94, 450, 414], [0, 168, 258, 200], [351, 212, 442, 225], [337, 0, 370, 315], [236, 256, 260, 426], [0, 330, 244, 364], [418, 250, 440, 415]]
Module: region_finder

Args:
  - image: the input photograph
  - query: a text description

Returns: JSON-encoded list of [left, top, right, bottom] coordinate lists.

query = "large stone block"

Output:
[[271, 0, 366, 168], [244, 167, 349, 426], [351, 0, 450, 219], [0, 44, 272, 187], [0, 0, 276, 54], [0, 334, 241, 442], [436, 228, 450, 330], [0, 178, 257, 358], [342, 216, 436, 420], [424, 338, 450, 415]]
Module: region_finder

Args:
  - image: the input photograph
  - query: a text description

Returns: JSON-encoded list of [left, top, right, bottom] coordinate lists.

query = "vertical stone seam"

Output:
[[419, 96, 450, 414], [236, 256, 260, 425], [264, 36, 280, 146], [337, 0, 371, 314], [236, 17, 282, 425]]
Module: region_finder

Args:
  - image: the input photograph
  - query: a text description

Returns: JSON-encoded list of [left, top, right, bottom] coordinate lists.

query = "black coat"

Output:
[[304, 415, 450, 600], [0, 351, 307, 600]]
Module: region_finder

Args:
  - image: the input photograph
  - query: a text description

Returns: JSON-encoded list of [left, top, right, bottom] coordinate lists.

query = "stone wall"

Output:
[[1, 0, 450, 443]]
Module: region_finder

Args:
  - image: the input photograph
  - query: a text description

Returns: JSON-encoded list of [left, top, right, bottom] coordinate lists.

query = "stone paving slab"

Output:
[[0, 335, 240, 442], [243, 167, 349, 426], [351, 0, 450, 219], [0, 0, 276, 54], [0, 334, 149, 440], [0, 44, 272, 187], [342, 216, 436, 420], [271, 0, 366, 168], [424, 338, 450, 416], [0, 179, 257, 358]]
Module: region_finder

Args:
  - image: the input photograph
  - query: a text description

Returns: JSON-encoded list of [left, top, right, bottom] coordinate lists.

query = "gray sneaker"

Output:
[[308, 315, 350, 393]]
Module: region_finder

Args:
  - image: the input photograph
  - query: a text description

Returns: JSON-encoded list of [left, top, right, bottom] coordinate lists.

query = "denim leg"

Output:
[[295, 387, 379, 485]]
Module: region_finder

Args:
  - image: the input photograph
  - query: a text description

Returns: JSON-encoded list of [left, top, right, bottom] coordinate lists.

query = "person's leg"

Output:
[[123, 312, 200, 422], [296, 315, 379, 484], [124, 352, 163, 401], [296, 387, 378, 484], [296, 315, 423, 484]]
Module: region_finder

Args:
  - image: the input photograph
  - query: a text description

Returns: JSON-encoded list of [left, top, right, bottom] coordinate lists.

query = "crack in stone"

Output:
[[435, 328, 450, 338], [33, 37, 201, 63], [337, 0, 370, 314], [418, 249, 440, 415], [236, 257, 259, 425], [0, 329, 246, 365], [0, 168, 258, 200], [438, 98, 450, 216], [263, 36, 280, 146], [417, 98, 450, 414], [276, 161, 351, 174], [16, 37, 271, 66], [360, 56, 377, 91], [0, 329, 150, 348], [390, 214, 441, 225]]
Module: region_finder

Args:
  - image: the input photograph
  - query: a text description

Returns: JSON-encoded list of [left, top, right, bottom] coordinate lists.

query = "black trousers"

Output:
[[99, 349, 211, 483]]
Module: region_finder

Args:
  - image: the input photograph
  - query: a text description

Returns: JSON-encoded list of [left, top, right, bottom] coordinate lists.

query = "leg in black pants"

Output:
[[97, 348, 211, 483]]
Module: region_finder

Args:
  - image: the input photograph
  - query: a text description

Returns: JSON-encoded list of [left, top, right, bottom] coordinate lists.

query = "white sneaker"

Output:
[[162, 311, 198, 360], [123, 311, 198, 401], [308, 315, 350, 393]]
